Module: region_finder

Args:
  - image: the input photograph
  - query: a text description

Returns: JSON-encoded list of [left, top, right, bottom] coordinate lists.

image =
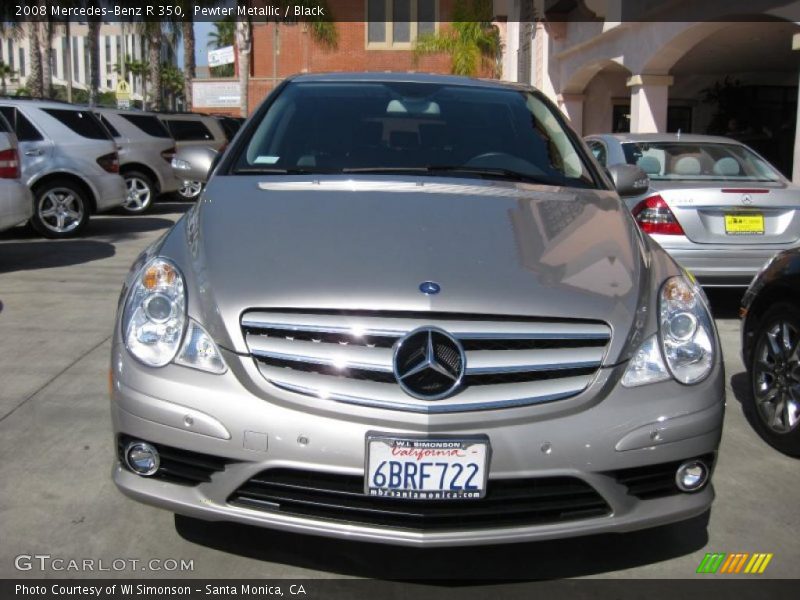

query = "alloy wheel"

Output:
[[37, 188, 85, 234], [178, 180, 203, 199], [124, 176, 152, 212], [753, 320, 800, 434]]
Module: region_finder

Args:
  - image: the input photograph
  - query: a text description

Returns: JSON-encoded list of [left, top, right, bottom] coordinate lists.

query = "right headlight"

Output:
[[623, 275, 715, 387]]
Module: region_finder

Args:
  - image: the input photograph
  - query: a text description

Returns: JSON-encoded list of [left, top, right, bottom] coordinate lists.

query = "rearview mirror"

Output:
[[171, 146, 218, 183], [607, 164, 649, 197]]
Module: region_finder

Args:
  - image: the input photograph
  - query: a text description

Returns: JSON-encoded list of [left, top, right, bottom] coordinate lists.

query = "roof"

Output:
[[587, 132, 743, 145], [289, 71, 530, 91]]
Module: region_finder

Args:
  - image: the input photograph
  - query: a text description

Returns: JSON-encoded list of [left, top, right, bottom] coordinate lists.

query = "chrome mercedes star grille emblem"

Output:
[[393, 327, 466, 400]]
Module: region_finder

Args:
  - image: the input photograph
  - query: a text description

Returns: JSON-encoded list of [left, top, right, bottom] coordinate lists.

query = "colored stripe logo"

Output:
[[696, 553, 773, 574]]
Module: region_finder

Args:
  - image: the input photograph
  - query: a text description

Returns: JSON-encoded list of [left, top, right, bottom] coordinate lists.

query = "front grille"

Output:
[[242, 310, 611, 413], [228, 469, 611, 530], [117, 435, 233, 486], [610, 454, 716, 499]]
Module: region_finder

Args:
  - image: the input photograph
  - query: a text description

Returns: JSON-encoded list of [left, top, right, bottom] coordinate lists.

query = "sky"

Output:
[[175, 22, 215, 68]]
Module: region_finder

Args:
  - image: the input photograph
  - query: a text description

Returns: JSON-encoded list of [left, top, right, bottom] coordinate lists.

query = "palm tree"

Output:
[[208, 19, 235, 77], [0, 62, 15, 95], [41, 1, 53, 96], [116, 55, 148, 109], [235, 19, 252, 117], [161, 63, 184, 110], [181, 20, 195, 109], [87, 18, 100, 105], [27, 21, 43, 97], [414, 0, 501, 78]]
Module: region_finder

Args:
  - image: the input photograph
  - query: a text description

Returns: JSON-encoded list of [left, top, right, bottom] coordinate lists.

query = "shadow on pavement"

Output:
[[175, 511, 709, 581], [83, 215, 179, 237], [703, 288, 744, 321], [0, 240, 116, 274]]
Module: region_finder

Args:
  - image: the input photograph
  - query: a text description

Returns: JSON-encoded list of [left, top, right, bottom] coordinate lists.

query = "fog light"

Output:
[[124, 441, 160, 476], [675, 460, 709, 492]]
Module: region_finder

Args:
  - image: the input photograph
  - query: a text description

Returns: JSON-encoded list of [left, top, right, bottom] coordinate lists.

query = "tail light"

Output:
[[97, 152, 120, 174], [631, 194, 685, 236], [161, 147, 176, 163], [0, 147, 20, 179]]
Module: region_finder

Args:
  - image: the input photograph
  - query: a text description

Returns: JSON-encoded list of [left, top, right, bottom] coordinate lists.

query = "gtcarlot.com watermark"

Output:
[[14, 554, 194, 573]]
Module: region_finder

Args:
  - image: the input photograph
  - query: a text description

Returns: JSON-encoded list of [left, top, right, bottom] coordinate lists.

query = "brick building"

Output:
[[193, 0, 482, 116]]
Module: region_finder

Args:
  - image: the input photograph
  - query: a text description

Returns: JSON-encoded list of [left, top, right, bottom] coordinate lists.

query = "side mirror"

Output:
[[171, 146, 218, 183], [607, 164, 649, 197]]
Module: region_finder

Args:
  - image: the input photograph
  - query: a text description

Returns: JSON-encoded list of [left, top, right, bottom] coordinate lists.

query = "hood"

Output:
[[167, 176, 651, 364]]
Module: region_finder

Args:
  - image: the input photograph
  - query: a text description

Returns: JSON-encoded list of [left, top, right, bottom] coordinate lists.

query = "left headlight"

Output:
[[659, 276, 715, 384], [122, 257, 187, 367], [622, 275, 715, 387]]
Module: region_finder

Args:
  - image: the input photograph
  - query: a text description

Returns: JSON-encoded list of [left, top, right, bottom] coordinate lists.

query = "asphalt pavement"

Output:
[[0, 203, 797, 580]]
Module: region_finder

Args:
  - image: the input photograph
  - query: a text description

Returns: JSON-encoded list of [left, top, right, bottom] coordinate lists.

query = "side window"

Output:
[[587, 140, 607, 166], [0, 112, 11, 133], [120, 114, 171, 138], [42, 109, 110, 140], [165, 119, 213, 141], [97, 114, 121, 138], [0, 106, 44, 142]]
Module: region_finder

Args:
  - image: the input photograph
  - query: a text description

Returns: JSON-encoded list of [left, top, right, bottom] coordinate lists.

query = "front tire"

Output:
[[177, 180, 203, 200], [31, 179, 90, 238], [121, 171, 155, 214], [748, 303, 800, 456]]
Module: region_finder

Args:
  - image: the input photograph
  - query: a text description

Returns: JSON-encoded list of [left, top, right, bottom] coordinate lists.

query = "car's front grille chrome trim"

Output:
[[242, 310, 611, 413]]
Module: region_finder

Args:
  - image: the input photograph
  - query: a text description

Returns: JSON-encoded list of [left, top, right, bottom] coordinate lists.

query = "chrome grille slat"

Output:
[[257, 364, 594, 414], [242, 310, 610, 413], [242, 312, 610, 341]]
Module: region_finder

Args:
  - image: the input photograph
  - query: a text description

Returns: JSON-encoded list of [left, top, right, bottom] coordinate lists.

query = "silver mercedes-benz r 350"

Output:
[[111, 73, 724, 547]]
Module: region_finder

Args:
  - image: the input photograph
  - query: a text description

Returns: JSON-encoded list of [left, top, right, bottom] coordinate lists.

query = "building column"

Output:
[[626, 74, 673, 133], [793, 34, 800, 183], [558, 93, 585, 134]]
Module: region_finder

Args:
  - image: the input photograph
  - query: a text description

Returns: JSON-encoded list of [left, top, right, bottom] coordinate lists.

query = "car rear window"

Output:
[[217, 117, 241, 141], [0, 112, 11, 133], [621, 141, 783, 182], [97, 114, 121, 138], [0, 106, 44, 141], [43, 108, 110, 140], [120, 114, 172, 138], [164, 119, 214, 141]]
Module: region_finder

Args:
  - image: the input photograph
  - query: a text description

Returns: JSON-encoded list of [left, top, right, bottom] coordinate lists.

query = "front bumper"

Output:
[[111, 344, 724, 547]]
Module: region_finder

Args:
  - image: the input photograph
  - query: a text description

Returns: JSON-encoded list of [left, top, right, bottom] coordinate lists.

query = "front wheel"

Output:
[[748, 303, 800, 456], [121, 171, 155, 214], [30, 179, 90, 238], [178, 180, 203, 200]]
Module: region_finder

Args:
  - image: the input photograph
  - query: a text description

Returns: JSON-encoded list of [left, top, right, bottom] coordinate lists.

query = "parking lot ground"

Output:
[[0, 206, 797, 580]]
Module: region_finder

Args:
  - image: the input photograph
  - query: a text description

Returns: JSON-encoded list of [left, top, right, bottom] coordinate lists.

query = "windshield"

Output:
[[621, 141, 783, 182], [233, 81, 597, 188]]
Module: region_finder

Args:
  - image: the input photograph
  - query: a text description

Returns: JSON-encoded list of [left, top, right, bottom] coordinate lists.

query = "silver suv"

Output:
[[157, 113, 227, 200], [0, 99, 125, 238], [112, 74, 724, 547], [95, 108, 178, 214]]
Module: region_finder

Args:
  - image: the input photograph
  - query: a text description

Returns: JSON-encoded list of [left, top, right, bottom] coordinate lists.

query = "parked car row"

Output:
[[0, 97, 242, 237]]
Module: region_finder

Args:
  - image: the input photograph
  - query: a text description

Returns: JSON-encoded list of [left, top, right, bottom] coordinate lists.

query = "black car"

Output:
[[741, 248, 800, 456]]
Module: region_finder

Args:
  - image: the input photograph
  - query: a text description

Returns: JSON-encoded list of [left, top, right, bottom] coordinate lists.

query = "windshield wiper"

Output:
[[342, 166, 556, 185], [234, 167, 338, 175]]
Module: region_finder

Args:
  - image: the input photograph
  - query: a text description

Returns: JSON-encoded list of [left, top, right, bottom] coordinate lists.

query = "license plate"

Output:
[[365, 434, 490, 500], [725, 214, 764, 235]]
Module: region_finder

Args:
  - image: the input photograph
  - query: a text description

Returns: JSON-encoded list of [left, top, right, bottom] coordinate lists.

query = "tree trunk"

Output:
[[235, 20, 251, 118], [87, 19, 100, 105], [148, 30, 162, 111], [182, 20, 195, 111], [65, 21, 73, 103], [27, 22, 43, 97], [41, 2, 52, 97]]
